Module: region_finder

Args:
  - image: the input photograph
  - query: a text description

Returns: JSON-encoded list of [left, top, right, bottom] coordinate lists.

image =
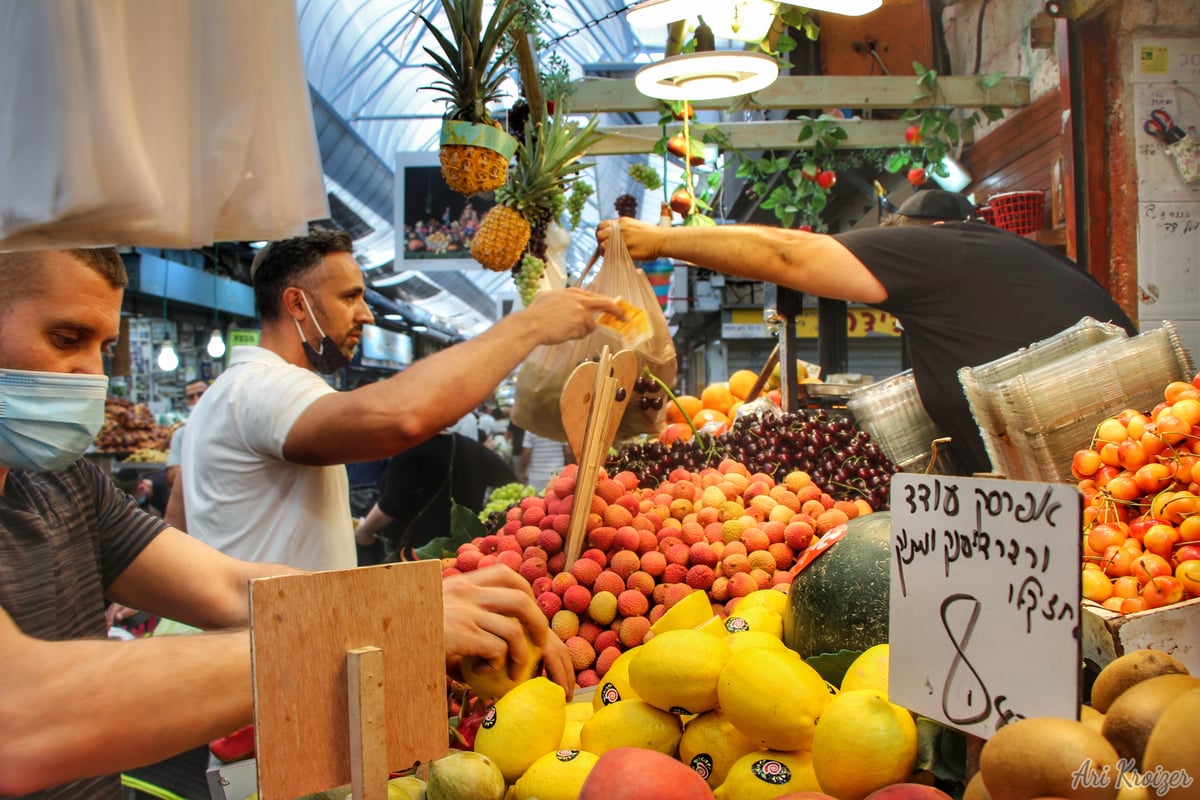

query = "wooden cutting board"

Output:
[[250, 561, 446, 799], [559, 349, 639, 463]]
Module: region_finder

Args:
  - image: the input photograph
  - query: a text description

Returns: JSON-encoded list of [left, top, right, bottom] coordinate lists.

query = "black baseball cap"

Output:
[[896, 189, 977, 221]]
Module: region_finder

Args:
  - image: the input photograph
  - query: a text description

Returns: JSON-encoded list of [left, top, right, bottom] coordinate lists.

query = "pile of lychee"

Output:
[[443, 458, 876, 687]]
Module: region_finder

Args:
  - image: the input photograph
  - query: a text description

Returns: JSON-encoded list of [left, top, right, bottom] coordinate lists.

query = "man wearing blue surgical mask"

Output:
[[0, 248, 604, 798]]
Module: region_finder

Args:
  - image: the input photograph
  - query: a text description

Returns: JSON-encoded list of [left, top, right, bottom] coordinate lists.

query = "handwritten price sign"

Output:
[[888, 474, 1082, 739]]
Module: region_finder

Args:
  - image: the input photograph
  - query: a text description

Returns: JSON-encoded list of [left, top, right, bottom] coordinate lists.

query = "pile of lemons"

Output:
[[470, 587, 918, 800]]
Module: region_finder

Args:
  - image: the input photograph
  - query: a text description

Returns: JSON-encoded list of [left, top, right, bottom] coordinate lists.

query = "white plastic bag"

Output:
[[512, 222, 679, 441], [0, 0, 327, 249]]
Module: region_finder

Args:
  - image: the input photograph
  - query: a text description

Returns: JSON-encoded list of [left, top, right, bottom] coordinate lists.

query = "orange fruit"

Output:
[[693, 408, 730, 433], [701, 383, 736, 414], [667, 395, 703, 425], [727, 369, 759, 401], [659, 422, 694, 445]]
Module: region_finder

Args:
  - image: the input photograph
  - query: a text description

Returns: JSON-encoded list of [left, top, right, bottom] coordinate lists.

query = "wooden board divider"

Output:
[[563, 347, 618, 571], [250, 561, 446, 799]]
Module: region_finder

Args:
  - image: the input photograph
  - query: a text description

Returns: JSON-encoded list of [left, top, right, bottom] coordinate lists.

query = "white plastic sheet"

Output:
[[0, 0, 328, 249]]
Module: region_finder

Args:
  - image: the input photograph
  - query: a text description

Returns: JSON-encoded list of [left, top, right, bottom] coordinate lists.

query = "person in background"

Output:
[[447, 408, 479, 442], [354, 430, 517, 558], [597, 191, 1137, 475], [164, 378, 208, 489], [520, 429, 572, 493], [113, 467, 164, 518], [0, 246, 595, 799]]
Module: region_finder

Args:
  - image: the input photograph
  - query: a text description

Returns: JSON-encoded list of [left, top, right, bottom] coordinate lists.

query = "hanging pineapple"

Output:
[[419, 0, 521, 195], [471, 110, 605, 272]]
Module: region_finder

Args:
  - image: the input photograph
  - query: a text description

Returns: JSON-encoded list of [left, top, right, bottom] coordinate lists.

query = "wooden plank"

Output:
[[961, 91, 1062, 175], [570, 75, 1030, 115], [348, 646, 387, 800], [251, 562, 447, 800], [589, 119, 914, 155]]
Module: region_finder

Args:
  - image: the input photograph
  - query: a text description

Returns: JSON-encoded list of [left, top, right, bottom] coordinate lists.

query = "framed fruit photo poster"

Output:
[[394, 151, 496, 272]]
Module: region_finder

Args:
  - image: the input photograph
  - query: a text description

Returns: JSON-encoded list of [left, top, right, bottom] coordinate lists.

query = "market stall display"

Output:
[[94, 394, 175, 456]]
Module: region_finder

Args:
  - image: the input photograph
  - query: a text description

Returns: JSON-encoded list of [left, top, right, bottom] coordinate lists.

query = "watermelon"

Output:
[[784, 511, 892, 658]]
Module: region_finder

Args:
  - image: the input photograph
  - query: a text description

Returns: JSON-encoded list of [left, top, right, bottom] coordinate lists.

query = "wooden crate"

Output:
[[1081, 596, 1200, 675]]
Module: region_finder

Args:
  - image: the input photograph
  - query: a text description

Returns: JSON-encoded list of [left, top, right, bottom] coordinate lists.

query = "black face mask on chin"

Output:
[[294, 291, 351, 374]]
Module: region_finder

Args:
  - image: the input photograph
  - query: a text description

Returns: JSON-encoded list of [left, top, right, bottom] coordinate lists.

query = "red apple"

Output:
[[816, 170, 837, 189], [672, 101, 695, 120], [1173, 543, 1200, 564], [904, 125, 922, 145], [1129, 552, 1173, 584], [798, 224, 814, 232], [1176, 558, 1200, 595], [907, 167, 927, 186], [1141, 574, 1185, 608], [1072, 449, 1102, 479]]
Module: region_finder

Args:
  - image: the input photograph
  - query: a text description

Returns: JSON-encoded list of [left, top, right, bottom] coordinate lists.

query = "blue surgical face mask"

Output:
[[293, 291, 351, 374], [0, 369, 109, 472]]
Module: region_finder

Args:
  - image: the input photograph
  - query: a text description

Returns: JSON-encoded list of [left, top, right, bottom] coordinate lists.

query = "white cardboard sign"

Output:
[[888, 474, 1082, 739]]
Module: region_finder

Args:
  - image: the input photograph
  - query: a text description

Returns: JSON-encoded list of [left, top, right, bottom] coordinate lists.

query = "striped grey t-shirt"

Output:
[[1, 457, 166, 799]]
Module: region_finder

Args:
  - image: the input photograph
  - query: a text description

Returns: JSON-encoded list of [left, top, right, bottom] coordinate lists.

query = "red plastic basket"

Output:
[[977, 205, 996, 225], [988, 191, 1046, 235]]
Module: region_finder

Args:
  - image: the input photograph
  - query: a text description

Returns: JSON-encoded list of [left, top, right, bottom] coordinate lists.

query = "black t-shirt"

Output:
[[377, 433, 517, 548], [835, 222, 1137, 474]]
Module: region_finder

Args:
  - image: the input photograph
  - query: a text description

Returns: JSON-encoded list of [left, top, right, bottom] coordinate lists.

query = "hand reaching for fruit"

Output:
[[442, 564, 575, 700]]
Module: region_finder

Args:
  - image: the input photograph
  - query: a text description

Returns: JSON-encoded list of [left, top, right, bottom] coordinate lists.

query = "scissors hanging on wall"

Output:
[[1143, 109, 1188, 145]]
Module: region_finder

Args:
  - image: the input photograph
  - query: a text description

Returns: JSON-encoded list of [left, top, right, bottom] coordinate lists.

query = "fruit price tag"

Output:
[[887, 474, 1082, 740]]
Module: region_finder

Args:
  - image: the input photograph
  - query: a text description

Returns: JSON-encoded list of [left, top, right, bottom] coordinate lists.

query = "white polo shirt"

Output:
[[180, 346, 355, 571]]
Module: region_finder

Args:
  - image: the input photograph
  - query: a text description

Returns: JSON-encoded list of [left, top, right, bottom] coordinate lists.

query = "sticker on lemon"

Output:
[[513, 749, 599, 800], [579, 699, 683, 756], [473, 676, 566, 784], [628, 628, 730, 715], [723, 605, 783, 639], [717, 647, 830, 751], [679, 708, 762, 789], [713, 749, 822, 799], [840, 643, 890, 695], [592, 647, 641, 711], [810, 688, 918, 800]]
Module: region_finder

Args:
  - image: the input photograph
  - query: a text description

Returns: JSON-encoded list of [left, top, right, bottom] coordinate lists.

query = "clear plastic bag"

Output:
[[512, 223, 678, 441]]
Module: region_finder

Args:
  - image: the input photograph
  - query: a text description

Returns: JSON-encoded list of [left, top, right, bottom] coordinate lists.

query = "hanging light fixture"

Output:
[[157, 339, 180, 372], [626, 0, 702, 30], [206, 329, 226, 359], [704, 0, 780, 42], [635, 23, 779, 102], [793, 0, 882, 15]]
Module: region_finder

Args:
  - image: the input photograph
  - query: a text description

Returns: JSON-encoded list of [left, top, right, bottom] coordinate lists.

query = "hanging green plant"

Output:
[[886, 61, 1008, 181], [708, 116, 853, 230]]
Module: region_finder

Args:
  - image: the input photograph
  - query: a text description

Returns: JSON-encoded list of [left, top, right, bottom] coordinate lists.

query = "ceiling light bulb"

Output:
[[157, 340, 179, 372], [635, 51, 780, 101], [793, 0, 882, 16], [206, 329, 226, 359]]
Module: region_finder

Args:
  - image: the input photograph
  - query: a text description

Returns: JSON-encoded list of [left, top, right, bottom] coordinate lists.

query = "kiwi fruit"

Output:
[[980, 716, 1120, 800], [1079, 705, 1106, 734], [1140, 687, 1200, 799], [1101, 673, 1200, 769], [1090, 650, 1190, 713]]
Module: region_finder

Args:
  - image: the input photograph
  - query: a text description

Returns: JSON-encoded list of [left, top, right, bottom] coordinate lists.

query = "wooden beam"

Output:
[[1064, 0, 1121, 20], [589, 119, 917, 155], [570, 75, 1031, 115]]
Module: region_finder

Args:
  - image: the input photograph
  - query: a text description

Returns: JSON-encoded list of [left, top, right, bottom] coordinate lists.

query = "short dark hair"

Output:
[[250, 226, 354, 320], [0, 248, 127, 311]]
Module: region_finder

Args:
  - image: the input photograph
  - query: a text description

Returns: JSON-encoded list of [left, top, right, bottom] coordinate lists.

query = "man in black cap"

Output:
[[598, 192, 1137, 475], [885, 188, 979, 225]]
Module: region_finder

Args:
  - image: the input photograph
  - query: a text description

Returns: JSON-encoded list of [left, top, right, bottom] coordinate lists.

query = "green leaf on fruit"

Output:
[[802, 648, 862, 687]]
